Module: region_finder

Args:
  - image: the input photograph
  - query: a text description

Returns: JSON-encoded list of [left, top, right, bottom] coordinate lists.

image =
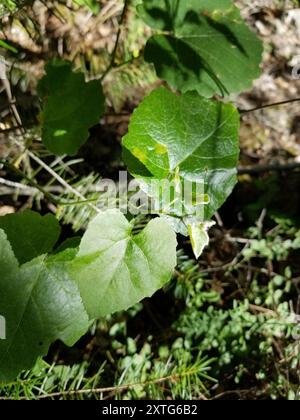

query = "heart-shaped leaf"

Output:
[[38, 60, 105, 156], [123, 87, 240, 220], [139, 0, 263, 97], [69, 210, 177, 318], [0, 230, 89, 383]]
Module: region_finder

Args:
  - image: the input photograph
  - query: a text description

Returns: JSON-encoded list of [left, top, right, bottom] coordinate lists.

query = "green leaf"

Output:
[[139, 0, 263, 97], [38, 60, 105, 156], [0, 231, 89, 383], [123, 87, 240, 220], [69, 210, 177, 318], [160, 214, 189, 236], [138, 0, 233, 30], [188, 221, 215, 259], [0, 210, 61, 264]]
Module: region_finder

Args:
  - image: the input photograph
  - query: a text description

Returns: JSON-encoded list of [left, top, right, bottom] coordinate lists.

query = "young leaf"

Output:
[[138, 0, 263, 97], [0, 210, 61, 264], [0, 231, 89, 383], [69, 210, 177, 318], [123, 87, 240, 220], [188, 221, 215, 259], [38, 60, 105, 156]]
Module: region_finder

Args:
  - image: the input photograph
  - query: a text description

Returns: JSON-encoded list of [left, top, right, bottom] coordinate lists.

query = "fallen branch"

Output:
[[238, 161, 300, 175], [240, 97, 300, 114]]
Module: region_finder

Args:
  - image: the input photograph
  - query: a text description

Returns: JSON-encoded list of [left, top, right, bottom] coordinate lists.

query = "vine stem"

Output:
[[240, 97, 300, 114], [100, 0, 130, 82]]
